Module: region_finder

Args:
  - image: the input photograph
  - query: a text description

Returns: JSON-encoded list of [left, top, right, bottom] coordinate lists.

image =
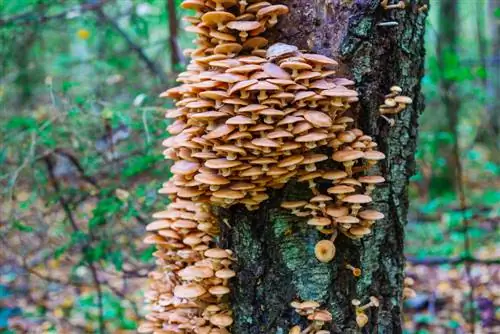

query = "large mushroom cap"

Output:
[[174, 283, 206, 299], [314, 240, 336, 263], [358, 210, 385, 221], [332, 150, 365, 162], [342, 194, 372, 204]]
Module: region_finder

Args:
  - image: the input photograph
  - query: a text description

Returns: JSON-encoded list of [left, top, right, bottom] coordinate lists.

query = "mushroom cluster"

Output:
[[142, 1, 412, 332], [289, 300, 333, 334], [140, 199, 235, 333]]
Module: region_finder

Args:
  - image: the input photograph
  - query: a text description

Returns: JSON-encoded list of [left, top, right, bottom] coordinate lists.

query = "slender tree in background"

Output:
[[216, 1, 427, 332]]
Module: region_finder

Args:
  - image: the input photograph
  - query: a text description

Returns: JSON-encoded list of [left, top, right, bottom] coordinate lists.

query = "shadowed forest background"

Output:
[[0, 1, 498, 333]]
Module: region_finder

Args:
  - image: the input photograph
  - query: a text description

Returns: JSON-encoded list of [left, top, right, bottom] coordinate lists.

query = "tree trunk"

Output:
[[219, 1, 427, 333]]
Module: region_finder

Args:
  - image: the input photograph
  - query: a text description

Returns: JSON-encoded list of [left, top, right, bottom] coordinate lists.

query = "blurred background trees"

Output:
[[0, 1, 498, 333]]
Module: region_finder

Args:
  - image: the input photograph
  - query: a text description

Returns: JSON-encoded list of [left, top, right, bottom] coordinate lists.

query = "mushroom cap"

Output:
[[302, 53, 338, 66], [174, 283, 206, 299], [213, 73, 247, 83], [214, 43, 243, 55], [267, 129, 293, 139], [342, 194, 372, 204], [226, 115, 256, 126], [199, 90, 230, 100], [281, 200, 307, 209], [171, 160, 200, 175], [307, 217, 332, 227], [210, 30, 238, 41], [252, 137, 279, 147], [304, 111, 333, 127], [335, 215, 360, 224], [349, 226, 371, 236], [263, 62, 291, 79], [314, 240, 336, 263], [297, 171, 322, 182], [242, 36, 269, 49], [208, 285, 230, 296], [178, 265, 214, 279], [278, 154, 304, 168], [210, 314, 233, 328], [204, 124, 235, 139], [213, 189, 246, 199], [358, 210, 385, 221], [257, 4, 289, 19], [227, 20, 261, 31], [247, 81, 280, 91], [363, 150, 386, 161], [327, 185, 356, 195], [326, 205, 349, 218], [215, 268, 236, 279], [293, 90, 315, 102], [332, 150, 364, 162], [201, 11, 236, 26], [308, 310, 333, 322], [323, 170, 348, 180], [205, 158, 242, 169], [302, 153, 328, 164], [204, 248, 230, 259], [358, 175, 385, 184], [229, 79, 258, 95], [295, 132, 327, 143], [227, 64, 262, 74], [266, 43, 298, 60], [394, 95, 413, 104], [194, 173, 231, 186], [280, 61, 313, 71]]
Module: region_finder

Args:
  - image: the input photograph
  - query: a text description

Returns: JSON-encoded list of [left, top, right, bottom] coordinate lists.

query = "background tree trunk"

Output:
[[219, 1, 427, 333]]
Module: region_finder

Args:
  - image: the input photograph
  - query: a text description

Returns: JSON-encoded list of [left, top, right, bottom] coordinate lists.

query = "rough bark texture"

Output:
[[219, 1, 427, 333]]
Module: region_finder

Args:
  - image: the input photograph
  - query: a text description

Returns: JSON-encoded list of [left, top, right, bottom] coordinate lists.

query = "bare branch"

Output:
[[95, 8, 168, 84], [0, 0, 109, 27]]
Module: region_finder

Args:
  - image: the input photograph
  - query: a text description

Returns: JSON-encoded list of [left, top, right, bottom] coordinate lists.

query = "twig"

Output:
[[167, 0, 185, 70], [95, 8, 168, 84], [0, 0, 109, 27], [43, 155, 106, 334]]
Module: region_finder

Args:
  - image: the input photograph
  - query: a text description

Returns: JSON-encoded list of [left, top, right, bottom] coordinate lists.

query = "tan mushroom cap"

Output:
[[262, 62, 291, 79], [215, 268, 236, 279], [242, 36, 268, 50], [342, 194, 372, 204], [326, 205, 349, 218], [349, 226, 371, 236], [315, 240, 336, 263], [205, 248, 230, 259], [304, 111, 333, 127], [205, 158, 242, 169], [213, 189, 246, 200], [278, 154, 304, 168], [247, 80, 280, 92], [214, 43, 243, 55], [358, 175, 385, 184], [178, 265, 214, 279], [229, 79, 258, 95], [363, 150, 386, 161], [281, 201, 307, 209], [307, 217, 332, 227], [174, 283, 206, 299], [227, 20, 261, 32], [327, 185, 356, 195], [204, 124, 236, 140], [308, 310, 333, 322], [194, 173, 230, 186], [358, 210, 385, 221], [201, 11, 236, 28], [210, 314, 233, 328], [332, 150, 365, 162], [395, 95, 413, 104], [323, 170, 348, 181], [336, 215, 360, 224], [209, 285, 230, 296], [171, 160, 200, 175]]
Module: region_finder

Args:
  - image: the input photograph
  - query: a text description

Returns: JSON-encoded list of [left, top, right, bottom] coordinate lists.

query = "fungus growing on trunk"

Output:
[[142, 1, 413, 332]]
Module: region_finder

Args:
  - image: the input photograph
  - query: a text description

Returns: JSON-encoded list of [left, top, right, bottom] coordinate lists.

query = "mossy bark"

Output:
[[218, 1, 427, 333]]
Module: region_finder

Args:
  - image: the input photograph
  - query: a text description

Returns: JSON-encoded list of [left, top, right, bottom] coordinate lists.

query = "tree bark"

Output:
[[218, 1, 427, 333]]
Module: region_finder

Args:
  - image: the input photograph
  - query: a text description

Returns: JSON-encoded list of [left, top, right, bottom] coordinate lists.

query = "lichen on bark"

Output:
[[219, 1, 427, 333]]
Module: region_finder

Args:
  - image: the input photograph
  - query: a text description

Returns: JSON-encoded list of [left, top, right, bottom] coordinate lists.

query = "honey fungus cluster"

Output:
[[140, 1, 410, 332]]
